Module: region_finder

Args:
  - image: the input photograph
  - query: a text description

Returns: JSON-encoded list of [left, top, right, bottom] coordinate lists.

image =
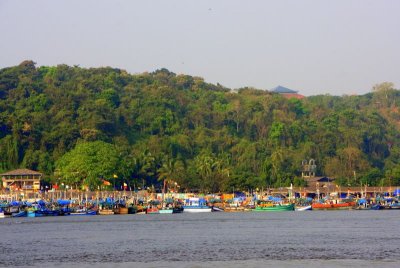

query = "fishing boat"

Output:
[[254, 201, 295, 212], [312, 200, 355, 210], [3, 204, 20, 217], [182, 198, 212, 213], [221, 198, 249, 212], [98, 197, 115, 215], [145, 199, 160, 214], [294, 198, 313, 211], [387, 202, 400, 209], [159, 197, 184, 214]]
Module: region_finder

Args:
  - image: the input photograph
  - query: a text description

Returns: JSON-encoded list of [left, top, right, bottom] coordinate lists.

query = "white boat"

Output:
[[0, 210, 5, 218], [295, 205, 312, 211], [183, 198, 212, 213]]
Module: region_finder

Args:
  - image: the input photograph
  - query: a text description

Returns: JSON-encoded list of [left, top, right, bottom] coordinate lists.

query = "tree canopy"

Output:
[[1, 61, 400, 191], [55, 141, 119, 189]]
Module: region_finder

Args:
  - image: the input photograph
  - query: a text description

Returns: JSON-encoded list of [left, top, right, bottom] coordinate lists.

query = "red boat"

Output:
[[312, 200, 356, 210], [146, 207, 159, 214]]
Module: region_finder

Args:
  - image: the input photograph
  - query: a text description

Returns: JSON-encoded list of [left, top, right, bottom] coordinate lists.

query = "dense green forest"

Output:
[[1, 60, 400, 191]]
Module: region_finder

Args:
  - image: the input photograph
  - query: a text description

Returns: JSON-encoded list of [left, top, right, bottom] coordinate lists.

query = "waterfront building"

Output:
[[1, 168, 42, 194]]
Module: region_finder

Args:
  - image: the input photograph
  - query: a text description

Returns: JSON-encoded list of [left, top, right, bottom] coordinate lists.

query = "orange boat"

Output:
[[312, 200, 356, 210]]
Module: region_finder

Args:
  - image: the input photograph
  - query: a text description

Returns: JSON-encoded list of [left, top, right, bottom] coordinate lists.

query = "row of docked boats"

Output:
[[1, 196, 399, 218]]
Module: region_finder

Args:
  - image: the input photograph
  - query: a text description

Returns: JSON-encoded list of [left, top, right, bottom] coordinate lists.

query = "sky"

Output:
[[0, 0, 399, 96]]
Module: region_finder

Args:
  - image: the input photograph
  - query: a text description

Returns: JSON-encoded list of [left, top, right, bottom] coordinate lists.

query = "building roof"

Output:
[[281, 93, 305, 100], [304, 176, 335, 183], [0, 168, 43, 176], [271, 85, 298, 94]]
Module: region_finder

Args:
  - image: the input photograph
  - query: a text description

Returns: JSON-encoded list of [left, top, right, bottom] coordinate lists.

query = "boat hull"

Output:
[[182, 206, 212, 213], [254, 204, 295, 212], [113, 207, 128, 214], [295, 205, 312, 211], [98, 209, 114, 215], [27, 210, 35, 217], [146, 207, 160, 214], [159, 209, 173, 214], [13, 211, 27, 217], [69, 210, 97, 216], [312, 202, 355, 210]]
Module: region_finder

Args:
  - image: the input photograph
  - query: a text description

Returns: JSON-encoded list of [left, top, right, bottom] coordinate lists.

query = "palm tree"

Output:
[[158, 156, 184, 205]]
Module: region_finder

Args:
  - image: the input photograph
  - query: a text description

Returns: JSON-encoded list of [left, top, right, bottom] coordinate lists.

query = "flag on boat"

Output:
[[123, 182, 127, 187], [113, 174, 118, 178], [103, 180, 111, 186]]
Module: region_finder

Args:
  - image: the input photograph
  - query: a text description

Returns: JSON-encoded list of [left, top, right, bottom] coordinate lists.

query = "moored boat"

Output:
[[69, 208, 97, 216], [312, 200, 355, 210], [146, 207, 160, 214], [159, 208, 173, 214], [182, 198, 212, 213], [98, 209, 114, 215], [113, 206, 128, 214], [254, 202, 295, 212]]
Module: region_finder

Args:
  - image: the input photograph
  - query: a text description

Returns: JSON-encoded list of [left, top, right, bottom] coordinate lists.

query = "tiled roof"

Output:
[[0, 168, 42, 176], [281, 93, 305, 99]]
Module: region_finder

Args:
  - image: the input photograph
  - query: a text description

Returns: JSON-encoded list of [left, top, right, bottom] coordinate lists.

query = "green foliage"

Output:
[[55, 141, 119, 189], [0, 61, 400, 191]]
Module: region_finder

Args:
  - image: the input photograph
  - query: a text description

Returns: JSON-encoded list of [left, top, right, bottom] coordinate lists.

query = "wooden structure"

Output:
[[1, 168, 42, 193]]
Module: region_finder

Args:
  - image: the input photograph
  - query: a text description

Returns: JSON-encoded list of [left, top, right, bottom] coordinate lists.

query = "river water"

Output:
[[1, 210, 399, 267]]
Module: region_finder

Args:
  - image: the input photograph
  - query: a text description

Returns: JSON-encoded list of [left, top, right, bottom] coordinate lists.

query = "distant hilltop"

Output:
[[270, 85, 305, 99]]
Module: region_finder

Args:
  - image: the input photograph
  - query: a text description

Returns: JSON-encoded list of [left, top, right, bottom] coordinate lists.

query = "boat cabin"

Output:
[[185, 197, 207, 207]]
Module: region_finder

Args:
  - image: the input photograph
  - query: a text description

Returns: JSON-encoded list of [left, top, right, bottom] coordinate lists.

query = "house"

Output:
[[271, 85, 305, 99], [1, 168, 42, 192]]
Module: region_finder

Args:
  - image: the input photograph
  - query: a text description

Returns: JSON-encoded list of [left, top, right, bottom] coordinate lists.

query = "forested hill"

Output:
[[1, 60, 400, 191]]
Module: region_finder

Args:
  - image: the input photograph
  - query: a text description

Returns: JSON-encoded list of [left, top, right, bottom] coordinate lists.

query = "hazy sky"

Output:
[[1, 0, 399, 96]]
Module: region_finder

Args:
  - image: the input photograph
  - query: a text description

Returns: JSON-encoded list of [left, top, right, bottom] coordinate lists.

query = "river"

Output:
[[1, 210, 399, 267]]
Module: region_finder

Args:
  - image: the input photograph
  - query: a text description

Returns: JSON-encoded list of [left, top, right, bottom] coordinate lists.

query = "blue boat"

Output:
[[69, 209, 97, 216], [13, 211, 27, 217]]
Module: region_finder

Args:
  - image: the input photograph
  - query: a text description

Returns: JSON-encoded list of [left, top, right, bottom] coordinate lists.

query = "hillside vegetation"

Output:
[[1, 61, 400, 191]]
